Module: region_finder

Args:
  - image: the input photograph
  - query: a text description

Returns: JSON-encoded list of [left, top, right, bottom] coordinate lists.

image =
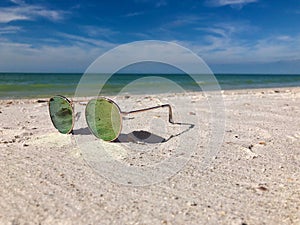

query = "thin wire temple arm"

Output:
[[121, 104, 175, 124]]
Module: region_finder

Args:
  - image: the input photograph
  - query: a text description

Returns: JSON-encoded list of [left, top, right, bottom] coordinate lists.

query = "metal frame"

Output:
[[121, 104, 174, 124]]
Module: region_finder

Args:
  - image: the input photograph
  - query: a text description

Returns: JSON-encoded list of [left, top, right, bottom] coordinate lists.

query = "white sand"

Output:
[[0, 87, 299, 224]]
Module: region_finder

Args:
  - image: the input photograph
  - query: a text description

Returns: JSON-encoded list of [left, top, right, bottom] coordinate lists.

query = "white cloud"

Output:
[[173, 33, 300, 74], [165, 20, 300, 69], [134, 0, 167, 7], [1, 31, 300, 73], [276, 35, 292, 41], [0, 11, 29, 23], [197, 21, 256, 38], [207, 0, 258, 8], [0, 26, 22, 34], [0, 4, 66, 23], [35, 8, 65, 21], [178, 31, 300, 65], [0, 41, 106, 72], [81, 26, 119, 38], [163, 15, 204, 29], [83, 40, 212, 74], [124, 11, 145, 17], [155, 0, 167, 7], [0, 33, 117, 72], [58, 33, 117, 48], [197, 27, 227, 37], [9, 0, 25, 5]]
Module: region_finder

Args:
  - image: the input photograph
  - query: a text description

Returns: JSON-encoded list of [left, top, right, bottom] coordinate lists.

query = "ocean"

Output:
[[1, 73, 300, 99]]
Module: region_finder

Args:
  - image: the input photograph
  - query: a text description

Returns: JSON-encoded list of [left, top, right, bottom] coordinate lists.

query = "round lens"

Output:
[[49, 96, 73, 134], [85, 98, 122, 141]]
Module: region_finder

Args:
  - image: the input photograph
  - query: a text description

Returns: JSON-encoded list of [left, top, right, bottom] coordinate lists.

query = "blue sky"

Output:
[[0, 0, 300, 73]]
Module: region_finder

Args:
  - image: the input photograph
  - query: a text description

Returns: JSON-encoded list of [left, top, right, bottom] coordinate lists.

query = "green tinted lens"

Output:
[[86, 98, 122, 141], [49, 96, 73, 134]]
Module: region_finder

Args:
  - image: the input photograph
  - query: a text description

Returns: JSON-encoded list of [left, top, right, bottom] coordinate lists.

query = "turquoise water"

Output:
[[1, 73, 300, 99]]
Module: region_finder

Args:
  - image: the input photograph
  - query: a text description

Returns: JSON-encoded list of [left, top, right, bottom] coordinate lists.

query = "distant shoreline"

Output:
[[0, 86, 299, 101], [1, 72, 300, 75], [1, 73, 300, 99]]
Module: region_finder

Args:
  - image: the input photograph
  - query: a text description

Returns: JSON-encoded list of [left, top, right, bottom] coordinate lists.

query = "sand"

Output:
[[0, 87, 299, 225]]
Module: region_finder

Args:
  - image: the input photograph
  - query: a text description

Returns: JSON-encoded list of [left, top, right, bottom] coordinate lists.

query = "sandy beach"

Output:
[[0, 87, 299, 225]]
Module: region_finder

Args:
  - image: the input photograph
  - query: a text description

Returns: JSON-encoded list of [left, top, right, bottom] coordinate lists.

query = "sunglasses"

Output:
[[48, 95, 179, 142]]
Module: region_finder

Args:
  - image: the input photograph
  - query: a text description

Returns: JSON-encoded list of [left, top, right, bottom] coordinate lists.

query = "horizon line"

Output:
[[1, 72, 300, 75]]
